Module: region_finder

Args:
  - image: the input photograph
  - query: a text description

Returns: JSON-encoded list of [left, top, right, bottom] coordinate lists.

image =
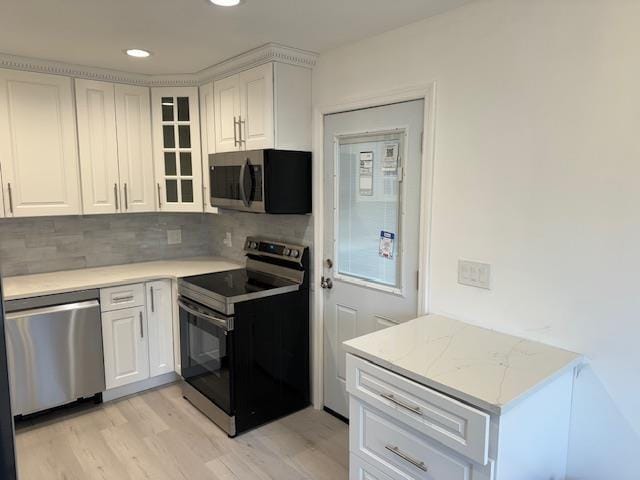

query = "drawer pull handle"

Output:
[[385, 445, 428, 472], [380, 392, 422, 415], [113, 296, 134, 303]]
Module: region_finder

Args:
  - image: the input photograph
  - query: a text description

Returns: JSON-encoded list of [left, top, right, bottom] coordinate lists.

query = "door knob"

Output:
[[320, 276, 333, 289], [325, 258, 333, 269]]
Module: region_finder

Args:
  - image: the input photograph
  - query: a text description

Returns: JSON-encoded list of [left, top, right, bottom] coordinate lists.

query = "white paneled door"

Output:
[[323, 100, 425, 418], [0, 69, 81, 217], [240, 62, 274, 151], [214, 74, 242, 153], [146, 280, 175, 377], [102, 306, 150, 389], [115, 84, 155, 212], [199, 81, 218, 213], [75, 79, 120, 214]]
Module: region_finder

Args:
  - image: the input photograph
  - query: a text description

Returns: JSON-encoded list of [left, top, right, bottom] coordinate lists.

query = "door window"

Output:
[[336, 131, 404, 289]]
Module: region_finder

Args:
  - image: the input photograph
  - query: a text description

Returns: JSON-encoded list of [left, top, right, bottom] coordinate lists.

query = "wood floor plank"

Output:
[[15, 383, 349, 480]]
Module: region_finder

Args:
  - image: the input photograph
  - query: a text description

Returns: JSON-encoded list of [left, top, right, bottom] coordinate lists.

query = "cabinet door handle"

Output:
[[150, 286, 155, 313], [380, 392, 422, 415], [139, 311, 144, 338], [113, 295, 134, 303], [238, 115, 245, 146], [385, 445, 428, 472], [233, 115, 239, 147], [114, 183, 119, 211], [157, 183, 162, 209], [7, 182, 13, 214], [124, 183, 128, 210]]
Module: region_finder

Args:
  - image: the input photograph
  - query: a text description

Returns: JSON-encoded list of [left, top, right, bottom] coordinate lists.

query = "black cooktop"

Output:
[[181, 269, 297, 298]]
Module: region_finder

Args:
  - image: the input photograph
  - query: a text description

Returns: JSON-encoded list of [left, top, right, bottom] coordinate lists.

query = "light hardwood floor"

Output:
[[15, 383, 349, 480]]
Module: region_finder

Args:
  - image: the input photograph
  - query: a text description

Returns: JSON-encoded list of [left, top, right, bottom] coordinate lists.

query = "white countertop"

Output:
[[2, 257, 243, 300], [343, 314, 582, 414]]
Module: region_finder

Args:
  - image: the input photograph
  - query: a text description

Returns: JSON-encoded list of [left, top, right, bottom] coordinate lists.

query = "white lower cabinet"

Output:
[[101, 280, 175, 390], [102, 306, 149, 389], [347, 353, 574, 480], [350, 398, 493, 480], [146, 279, 175, 377], [350, 454, 400, 480]]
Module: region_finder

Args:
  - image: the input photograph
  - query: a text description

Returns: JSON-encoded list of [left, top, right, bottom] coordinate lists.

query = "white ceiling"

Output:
[[0, 0, 471, 75]]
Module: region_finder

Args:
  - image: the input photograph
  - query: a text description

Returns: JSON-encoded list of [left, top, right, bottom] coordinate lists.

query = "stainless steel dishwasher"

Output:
[[4, 290, 105, 416]]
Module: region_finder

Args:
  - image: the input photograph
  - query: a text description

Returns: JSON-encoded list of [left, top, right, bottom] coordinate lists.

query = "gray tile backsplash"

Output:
[[207, 210, 314, 263], [0, 213, 212, 276], [0, 211, 314, 277]]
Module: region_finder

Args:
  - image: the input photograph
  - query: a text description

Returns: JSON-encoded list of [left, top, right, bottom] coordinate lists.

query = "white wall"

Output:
[[312, 0, 640, 478]]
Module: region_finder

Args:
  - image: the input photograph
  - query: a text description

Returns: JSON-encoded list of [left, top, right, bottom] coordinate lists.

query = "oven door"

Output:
[[209, 150, 265, 213], [179, 297, 234, 415]]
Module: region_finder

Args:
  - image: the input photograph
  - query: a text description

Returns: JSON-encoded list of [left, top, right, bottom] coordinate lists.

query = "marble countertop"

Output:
[[2, 257, 243, 300], [343, 314, 582, 414]]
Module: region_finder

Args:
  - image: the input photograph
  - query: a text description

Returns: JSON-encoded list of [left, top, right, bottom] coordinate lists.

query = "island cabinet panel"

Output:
[[347, 354, 490, 465]]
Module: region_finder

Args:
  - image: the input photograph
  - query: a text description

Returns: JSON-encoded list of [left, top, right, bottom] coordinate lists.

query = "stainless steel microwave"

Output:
[[209, 149, 311, 214]]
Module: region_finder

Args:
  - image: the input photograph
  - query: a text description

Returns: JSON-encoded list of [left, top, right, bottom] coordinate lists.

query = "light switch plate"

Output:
[[458, 259, 491, 289], [167, 229, 182, 245]]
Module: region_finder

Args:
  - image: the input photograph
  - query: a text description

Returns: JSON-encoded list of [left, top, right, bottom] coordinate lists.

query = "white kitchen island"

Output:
[[344, 314, 582, 480]]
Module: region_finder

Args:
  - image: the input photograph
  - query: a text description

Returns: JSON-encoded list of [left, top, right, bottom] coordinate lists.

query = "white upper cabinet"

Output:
[[114, 84, 155, 213], [240, 63, 274, 151], [76, 80, 155, 215], [214, 74, 242, 153], [151, 87, 203, 212], [199, 82, 218, 213], [213, 62, 311, 153], [75, 79, 120, 214], [0, 69, 81, 217]]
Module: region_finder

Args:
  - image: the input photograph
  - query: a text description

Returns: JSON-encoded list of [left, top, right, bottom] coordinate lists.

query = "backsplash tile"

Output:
[[0, 213, 212, 277], [207, 210, 313, 263], [0, 211, 314, 278]]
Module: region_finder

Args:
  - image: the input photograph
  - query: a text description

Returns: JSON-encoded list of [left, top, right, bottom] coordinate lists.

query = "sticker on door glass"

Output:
[[359, 151, 374, 196], [379, 230, 395, 259], [382, 143, 399, 176]]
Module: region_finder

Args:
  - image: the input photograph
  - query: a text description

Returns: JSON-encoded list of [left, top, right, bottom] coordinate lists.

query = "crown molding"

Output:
[[193, 43, 318, 83], [0, 43, 318, 87]]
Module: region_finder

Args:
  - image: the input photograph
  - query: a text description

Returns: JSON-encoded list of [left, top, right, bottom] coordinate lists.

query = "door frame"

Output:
[[311, 83, 437, 409]]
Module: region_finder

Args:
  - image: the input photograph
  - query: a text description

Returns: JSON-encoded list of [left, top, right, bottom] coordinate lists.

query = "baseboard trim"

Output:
[[102, 372, 179, 402], [323, 406, 349, 424]]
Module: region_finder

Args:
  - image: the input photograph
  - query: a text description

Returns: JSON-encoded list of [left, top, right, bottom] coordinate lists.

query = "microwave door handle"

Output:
[[239, 160, 250, 208]]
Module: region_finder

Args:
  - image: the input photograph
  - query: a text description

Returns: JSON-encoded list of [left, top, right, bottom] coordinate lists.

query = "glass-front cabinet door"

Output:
[[151, 87, 203, 212]]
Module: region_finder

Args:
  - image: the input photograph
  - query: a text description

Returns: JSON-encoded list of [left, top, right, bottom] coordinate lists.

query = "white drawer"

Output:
[[350, 453, 395, 480], [350, 399, 494, 480], [100, 283, 145, 312], [347, 354, 490, 465]]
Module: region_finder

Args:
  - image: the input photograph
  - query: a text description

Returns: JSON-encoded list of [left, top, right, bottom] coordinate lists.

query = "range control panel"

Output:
[[244, 237, 306, 263]]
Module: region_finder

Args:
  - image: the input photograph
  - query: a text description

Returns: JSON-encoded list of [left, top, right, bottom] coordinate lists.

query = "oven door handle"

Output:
[[178, 300, 234, 331]]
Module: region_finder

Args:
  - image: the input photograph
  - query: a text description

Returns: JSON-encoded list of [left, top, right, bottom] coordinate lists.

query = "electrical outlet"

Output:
[[167, 229, 182, 245], [458, 259, 491, 289], [223, 232, 233, 248]]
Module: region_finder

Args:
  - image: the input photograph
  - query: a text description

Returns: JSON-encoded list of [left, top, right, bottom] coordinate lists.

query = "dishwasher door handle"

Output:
[[4, 300, 100, 320]]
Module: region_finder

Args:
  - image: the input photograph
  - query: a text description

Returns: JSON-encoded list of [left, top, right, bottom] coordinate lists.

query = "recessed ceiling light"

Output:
[[209, 0, 241, 6], [125, 48, 151, 58]]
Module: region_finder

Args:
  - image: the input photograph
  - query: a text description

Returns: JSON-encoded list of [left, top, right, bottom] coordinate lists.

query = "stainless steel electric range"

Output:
[[177, 237, 310, 437]]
